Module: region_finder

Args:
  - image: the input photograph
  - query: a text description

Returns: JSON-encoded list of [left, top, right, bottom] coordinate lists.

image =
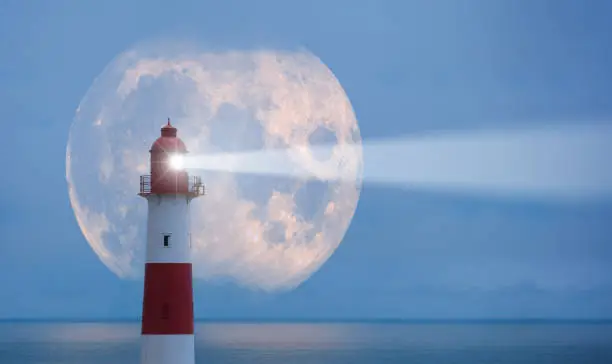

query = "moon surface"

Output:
[[66, 40, 363, 291]]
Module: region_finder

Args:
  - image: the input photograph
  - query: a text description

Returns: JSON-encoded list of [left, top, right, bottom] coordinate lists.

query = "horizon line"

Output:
[[2, 318, 612, 324]]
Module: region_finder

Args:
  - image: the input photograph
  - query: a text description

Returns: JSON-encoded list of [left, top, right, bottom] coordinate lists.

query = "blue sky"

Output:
[[1, 0, 612, 319]]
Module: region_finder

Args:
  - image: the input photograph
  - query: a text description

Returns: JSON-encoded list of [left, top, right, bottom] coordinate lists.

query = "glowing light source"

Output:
[[169, 154, 184, 170]]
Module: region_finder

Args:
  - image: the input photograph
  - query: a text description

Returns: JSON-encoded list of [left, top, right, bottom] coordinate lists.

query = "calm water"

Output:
[[0, 322, 611, 363]]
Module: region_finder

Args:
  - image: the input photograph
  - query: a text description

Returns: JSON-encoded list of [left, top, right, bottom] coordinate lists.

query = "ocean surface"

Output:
[[0, 321, 611, 363]]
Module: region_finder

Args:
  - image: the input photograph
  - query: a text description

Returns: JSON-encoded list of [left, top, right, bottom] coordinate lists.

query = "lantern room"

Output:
[[139, 118, 205, 198]]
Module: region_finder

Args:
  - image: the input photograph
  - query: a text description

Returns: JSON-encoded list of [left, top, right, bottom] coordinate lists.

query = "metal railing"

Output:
[[140, 175, 152, 195], [139, 174, 205, 197], [190, 175, 205, 197]]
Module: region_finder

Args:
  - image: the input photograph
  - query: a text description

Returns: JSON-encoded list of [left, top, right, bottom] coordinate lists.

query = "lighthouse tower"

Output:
[[138, 119, 204, 364]]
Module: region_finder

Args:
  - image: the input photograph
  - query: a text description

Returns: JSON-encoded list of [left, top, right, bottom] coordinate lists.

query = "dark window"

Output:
[[163, 234, 170, 247]]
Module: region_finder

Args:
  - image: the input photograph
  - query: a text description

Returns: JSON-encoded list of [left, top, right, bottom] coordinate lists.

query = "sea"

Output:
[[1, 321, 611, 363]]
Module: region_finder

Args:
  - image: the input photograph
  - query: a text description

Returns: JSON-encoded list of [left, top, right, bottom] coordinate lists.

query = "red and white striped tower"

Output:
[[138, 119, 204, 364]]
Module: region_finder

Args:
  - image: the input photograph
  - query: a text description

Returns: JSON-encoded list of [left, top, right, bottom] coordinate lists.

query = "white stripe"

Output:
[[141, 334, 194, 364], [146, 195, 192, 263]]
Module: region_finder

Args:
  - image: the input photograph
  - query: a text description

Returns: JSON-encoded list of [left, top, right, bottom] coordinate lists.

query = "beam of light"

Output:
[[183, 124, 612, 202]]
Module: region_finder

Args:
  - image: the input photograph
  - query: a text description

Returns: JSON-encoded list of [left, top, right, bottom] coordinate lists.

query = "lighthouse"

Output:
[[138, 119, 204, 364]]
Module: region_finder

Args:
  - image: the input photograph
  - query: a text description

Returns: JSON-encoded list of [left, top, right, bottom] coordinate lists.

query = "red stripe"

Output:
[[141, 263, 194, 335]]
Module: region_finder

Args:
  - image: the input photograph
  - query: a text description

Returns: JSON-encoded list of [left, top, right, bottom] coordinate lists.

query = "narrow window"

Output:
[[163, 234, 170, 247]]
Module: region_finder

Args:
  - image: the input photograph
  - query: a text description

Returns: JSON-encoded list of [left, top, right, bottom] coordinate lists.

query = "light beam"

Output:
[[183, 124, 612, 202]]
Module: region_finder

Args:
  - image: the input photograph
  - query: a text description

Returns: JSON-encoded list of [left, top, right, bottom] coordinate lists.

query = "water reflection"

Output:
[[0, 322, 139, 343], [1, 321, 612, 364], [198, 323, 358, 349], [196, 323, 612, 350], [2, 322, 612, 348]]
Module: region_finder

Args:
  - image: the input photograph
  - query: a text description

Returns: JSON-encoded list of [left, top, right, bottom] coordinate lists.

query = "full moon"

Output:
[[66, 39, 363, 291]]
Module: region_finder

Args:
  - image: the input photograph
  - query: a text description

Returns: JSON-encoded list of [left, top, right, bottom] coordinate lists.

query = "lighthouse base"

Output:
[[140, 335, 195, 364]]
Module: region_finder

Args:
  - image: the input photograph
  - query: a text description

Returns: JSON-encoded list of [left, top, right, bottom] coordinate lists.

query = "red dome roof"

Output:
[[150, 118, 187, 153]]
